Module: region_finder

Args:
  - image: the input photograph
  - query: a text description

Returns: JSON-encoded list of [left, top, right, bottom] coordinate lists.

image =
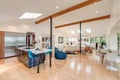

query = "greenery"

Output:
[[95, 37, 100, 43], [100, 36, 106, 43]]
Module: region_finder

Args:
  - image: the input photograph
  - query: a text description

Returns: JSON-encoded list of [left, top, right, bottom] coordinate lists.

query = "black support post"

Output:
[[49, 16, 52, 67], [80, 22, 82, 53], [50, 16, 52, 49]]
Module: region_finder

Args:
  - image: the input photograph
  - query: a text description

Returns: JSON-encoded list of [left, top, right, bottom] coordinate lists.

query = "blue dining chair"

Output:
[[28, 50, 38, 68]]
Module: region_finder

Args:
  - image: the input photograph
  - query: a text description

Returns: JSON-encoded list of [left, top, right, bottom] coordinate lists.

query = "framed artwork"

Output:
[[84, 38, 89, 42], [58, 37, 64, 44]]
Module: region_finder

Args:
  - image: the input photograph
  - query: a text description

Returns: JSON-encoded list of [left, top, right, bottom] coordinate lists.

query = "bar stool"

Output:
[[28, 50, 38, 68]]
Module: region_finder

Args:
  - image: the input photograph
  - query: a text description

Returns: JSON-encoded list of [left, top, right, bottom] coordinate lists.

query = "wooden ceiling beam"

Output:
[[35, 0, 101, 24], [55, 15, 111, 28]]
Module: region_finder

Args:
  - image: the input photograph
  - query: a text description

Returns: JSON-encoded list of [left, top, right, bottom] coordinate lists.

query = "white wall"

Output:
[[0, 23, 51, 39], [109, 32, 117, 50], [107, 0, 120, 50], [0, 22, 58, 49], [108, 0, 120, 34]]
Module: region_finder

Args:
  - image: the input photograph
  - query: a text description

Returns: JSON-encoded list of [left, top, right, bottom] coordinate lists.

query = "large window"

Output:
[[100, 36, 106, 48], [100, 36, 106, 43], [95, 37, 100, 43], [90, 36, 106, 49]]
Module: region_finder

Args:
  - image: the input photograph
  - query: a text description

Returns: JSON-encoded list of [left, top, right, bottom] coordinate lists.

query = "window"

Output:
[[95, 37, 100, 43], [100, 36, 106, 43], [100, 36, 106, 48], [90, 37, 94, 43]]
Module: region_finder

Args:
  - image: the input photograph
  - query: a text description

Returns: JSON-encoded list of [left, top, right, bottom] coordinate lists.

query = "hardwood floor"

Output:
[[0, 54, 120, 80]]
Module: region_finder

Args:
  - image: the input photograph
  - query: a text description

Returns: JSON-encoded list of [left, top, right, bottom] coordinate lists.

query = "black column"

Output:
[[50, 16, 52, 49], [80, 22, 82, 53], [49, 16, 52, 67]]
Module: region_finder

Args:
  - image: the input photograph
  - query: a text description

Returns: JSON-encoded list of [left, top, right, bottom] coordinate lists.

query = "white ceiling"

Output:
[[54, 0, 113, 37], [0, 0, 113, 36], [0, 0, 86, 24], [54, 0, 112, 25]]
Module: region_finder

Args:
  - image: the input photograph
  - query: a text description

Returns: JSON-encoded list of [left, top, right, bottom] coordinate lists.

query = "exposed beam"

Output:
[[35, 0, 101, 24], [55, 15, 111, 28]]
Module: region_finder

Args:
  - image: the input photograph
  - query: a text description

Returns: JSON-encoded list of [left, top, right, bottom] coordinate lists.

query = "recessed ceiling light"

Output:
[[71, 31, 75, 34], [96, 11, 98, 13], [77, 30, 83, 33], [86, 29, 91, 33], [56, 6, 59, 9], [19, 12, 43, 19]]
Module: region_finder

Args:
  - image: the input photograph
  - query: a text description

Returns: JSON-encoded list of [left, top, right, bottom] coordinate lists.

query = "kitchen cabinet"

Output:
[[0, 31, 5, 58]]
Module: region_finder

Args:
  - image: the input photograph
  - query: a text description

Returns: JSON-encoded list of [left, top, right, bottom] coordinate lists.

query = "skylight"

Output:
[[19, 12, 43, 19]]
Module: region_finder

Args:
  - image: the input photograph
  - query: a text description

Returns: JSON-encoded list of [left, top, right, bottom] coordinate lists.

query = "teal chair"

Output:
[[55, 47, 67, 60], [28, 50, 38, 68]]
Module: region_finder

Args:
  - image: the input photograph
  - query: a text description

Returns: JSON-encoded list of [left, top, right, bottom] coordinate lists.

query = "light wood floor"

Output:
[[0, 54, 120, 80]]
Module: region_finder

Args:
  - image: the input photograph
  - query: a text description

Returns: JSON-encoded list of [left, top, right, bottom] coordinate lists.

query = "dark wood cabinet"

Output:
[[0, 31, 5, 58], [26, 32, 35, 48]]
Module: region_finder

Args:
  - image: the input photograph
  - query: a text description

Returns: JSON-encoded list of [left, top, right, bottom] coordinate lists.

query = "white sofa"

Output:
[[63, 45, 79, 52]]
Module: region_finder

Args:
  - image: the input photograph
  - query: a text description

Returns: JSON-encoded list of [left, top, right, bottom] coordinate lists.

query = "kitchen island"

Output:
[[17, 47, 45, 68]]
